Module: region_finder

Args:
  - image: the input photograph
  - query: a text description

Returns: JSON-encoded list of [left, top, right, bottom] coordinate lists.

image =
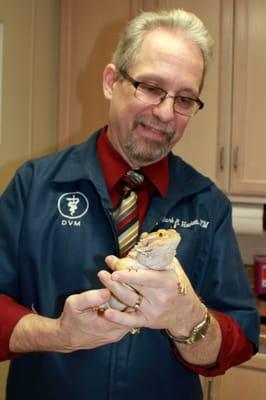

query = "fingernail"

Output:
[[105, 309, 115, 320], [105, 255, 115, 262], [98, 270, 110, 279]]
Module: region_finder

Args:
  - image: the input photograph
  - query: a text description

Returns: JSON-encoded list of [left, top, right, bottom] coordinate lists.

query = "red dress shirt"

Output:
[[0, 128, 254, 375]]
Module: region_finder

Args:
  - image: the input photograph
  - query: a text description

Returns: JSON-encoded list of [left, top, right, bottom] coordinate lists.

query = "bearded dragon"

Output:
[[107, 228, 188, 311]]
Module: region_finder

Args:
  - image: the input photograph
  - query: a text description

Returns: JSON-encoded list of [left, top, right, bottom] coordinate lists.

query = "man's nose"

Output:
[[152, 96, 175, 122]]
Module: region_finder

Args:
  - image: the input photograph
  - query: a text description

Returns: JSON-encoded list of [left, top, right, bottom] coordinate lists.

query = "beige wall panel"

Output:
[[0, 0, 59, 193], [59, 0, 133, 148], [31, 0, 59, 157], [0, 361, 8, 400], [0, 0, 35, 192]]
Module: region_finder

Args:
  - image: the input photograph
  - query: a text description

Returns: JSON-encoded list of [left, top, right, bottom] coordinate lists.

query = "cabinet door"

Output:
[[215, 353, 266, 400], [229, 0, 266, 196]]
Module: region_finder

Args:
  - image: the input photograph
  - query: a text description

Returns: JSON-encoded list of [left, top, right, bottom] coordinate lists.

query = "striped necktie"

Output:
[[113, 170, 144, 257]]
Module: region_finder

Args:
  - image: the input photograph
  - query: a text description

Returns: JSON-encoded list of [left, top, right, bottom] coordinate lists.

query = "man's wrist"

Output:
[[9, 313, 65, 354], [165, 303, 211, 345]]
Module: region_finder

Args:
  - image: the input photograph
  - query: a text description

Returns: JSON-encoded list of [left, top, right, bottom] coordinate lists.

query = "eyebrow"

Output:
[[135, 73, 199, 97]]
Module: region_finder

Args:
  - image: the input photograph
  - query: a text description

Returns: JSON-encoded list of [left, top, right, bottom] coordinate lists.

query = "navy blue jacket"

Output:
[[0, 131, 259, 400]]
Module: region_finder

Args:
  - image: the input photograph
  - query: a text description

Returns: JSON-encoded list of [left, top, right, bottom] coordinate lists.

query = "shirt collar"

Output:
[[97, 127, 169, 197]]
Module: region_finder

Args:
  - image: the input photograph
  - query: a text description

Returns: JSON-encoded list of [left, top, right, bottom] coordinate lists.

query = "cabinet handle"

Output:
[[219, 146, 224, 170], [233, 147, 239, 170]]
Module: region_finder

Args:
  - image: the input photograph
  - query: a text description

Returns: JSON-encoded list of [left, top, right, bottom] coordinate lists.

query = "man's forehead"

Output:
[[129, 30, 204, 93]]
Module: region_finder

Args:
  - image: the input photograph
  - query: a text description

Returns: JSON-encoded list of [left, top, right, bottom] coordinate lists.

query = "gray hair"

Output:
[[112, 9, 214, 90]]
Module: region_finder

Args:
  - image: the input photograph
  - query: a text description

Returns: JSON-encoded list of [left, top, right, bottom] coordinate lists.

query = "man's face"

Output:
[[103, 29, 204, 168]]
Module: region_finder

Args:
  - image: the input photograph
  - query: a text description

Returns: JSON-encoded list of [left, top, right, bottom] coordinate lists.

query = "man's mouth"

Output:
[[136, 120, 174, 141], [142, 123, 165, 134]]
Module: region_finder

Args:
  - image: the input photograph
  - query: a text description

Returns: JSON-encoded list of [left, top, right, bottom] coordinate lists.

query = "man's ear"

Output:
[[103, 64, 118, 100]]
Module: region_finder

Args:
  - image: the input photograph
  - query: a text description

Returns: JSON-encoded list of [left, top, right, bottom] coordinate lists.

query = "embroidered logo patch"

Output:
[[161, 217, 210, 229], [57, 192, 89, 219]]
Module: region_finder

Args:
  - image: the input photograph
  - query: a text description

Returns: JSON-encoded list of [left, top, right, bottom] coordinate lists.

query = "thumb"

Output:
[[66, 289, 110, 312], [105, 255, 120, 271]]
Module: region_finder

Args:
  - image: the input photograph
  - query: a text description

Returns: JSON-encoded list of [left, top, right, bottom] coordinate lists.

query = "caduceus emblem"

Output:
[[57, 192, 89, 219], [66, 195, 80, 216]]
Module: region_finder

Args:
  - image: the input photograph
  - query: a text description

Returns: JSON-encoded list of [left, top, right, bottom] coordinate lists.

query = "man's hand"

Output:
[[58, 289, 130, 351], [100, 255, 222, 367], [9, 288, 129, 354], [100, 255, 199, 336]]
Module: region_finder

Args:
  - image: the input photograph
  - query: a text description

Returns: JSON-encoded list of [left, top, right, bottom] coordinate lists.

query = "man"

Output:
[[0, 9, 259, 400]]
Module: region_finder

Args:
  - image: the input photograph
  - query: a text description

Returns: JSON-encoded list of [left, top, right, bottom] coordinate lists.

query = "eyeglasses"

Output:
[[119, 70, 204, 117]]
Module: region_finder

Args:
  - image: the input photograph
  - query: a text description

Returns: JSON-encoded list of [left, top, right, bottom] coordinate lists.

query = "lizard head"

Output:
[[134, 229, 181, 269]]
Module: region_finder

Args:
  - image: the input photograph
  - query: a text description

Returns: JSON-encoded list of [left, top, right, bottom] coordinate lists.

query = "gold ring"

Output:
[[177, 281, 187, 296], [130, 327, 140, 335], [133, 294, 143, 311]]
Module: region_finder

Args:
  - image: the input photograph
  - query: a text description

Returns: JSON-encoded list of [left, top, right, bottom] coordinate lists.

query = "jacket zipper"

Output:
[[105, 209, 120, 256]]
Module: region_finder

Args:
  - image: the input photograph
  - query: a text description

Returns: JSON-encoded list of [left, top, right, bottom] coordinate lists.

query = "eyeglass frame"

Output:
[[118, 69, 204, 117]]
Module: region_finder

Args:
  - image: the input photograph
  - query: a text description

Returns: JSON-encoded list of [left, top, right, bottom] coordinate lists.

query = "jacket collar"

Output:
[[52, 131, 102, 183], [167, 152, 212, 199], [141, 152, 212, 232], [52, 130, 113, 209]]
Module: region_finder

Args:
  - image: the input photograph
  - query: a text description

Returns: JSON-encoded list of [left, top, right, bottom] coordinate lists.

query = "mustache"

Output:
[[133, 117, 176, 138]]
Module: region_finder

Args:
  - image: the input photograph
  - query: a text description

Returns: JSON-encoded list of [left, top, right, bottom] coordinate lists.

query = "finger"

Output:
[[105, 255, 120, 271], [111, 268, 176, 289], [67, 289, 111, 312], [103, 307, 146, 328], [98, 270, 139, 309]]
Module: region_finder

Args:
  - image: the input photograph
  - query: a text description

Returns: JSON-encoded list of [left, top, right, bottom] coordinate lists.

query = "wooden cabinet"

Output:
[[201, 353, 266, 400], [165, 0, 266, 201], [224, 0, 266, 200]]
